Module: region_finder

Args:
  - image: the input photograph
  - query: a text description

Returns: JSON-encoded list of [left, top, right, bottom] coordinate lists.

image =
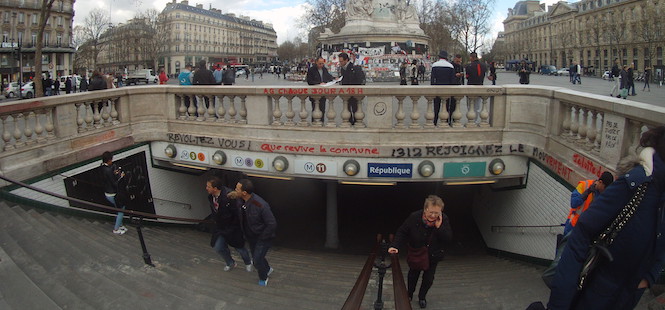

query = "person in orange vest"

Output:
[[563, 171, 614, 235]]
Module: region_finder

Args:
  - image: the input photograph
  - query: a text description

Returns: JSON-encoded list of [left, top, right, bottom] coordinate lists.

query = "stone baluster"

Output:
[[560, 102, 571, 137], [340, 96, 352, 128], [206, 95, 216, 121], [216, 96, 227, 123], [298, 97, 309, 127], [75, 102, 85, 132], [424, 96, 435, 128], [326, 96, 337, 128], [479, 97, 491, 127], [409, 96, 421, 129], [312, 97, 323, 127], [452, 96, 464, 128], [109, 98, 119, 125], [569, 105, 579, 140], [84, 102, 94, 130], [586, 110, 598, 150], [438, 97, 450, 128], [34, 110, 45, 142], [45, 107, 55, 140], [228, 96, 238, 123], [238, 96, 248, 124], [93, 100, 103, 128], [395, 96, 406, 129], [577, 107, 588, 143], [196, 95, 206, 121], [593, 112, 603, 152], [271, 96, 282, 125], [1, 115, 14, 150], [101, 100, 111, 126], [628, 119, 643, 156], [284, 96, 296, 126], [22, 112, 35, 145], [12, 113, 24, 148], [354, 97, 366, 128], [187, 96, 197, 120], [466, 97, 478, 128], [177, 95, 187, 120]]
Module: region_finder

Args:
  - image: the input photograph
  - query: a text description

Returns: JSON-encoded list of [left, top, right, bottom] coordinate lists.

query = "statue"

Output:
[[394, 0, 417, 22], [346, 0, 374, 20]]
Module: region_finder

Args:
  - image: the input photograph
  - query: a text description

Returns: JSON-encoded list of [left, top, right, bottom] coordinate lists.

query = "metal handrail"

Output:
[[341, 234, 382, 310], [491, 224, 564, 233], [389, 232, 413, 310]]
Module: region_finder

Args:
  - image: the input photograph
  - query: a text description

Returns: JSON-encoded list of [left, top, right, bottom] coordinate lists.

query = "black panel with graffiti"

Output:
[[64, 152, 156, 216]]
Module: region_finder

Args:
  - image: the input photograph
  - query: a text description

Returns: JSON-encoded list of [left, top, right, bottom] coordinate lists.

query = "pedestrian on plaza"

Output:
[[65, 77, 72, 94], [618, 65, 629, 99], [105, 73, 115, 89], [610, 58, 621, 97], [518, 60, 531, 84], [115, 72, 124, 88], [250, 67, 255, 82], [338, 52, 366, 126], [206, 176, 253, 272], [89, 71, 107, 91], [229, 179, 277, 286], [245, 68, 250, 80], [410, 60, 420, 85], [489, 62, 497, 85], [101, 151, 128, 235], [430, 50, 457, 126], [178, 63, 194, 114], [158, 68, 169, 85], [418, 62, 426, 82], [563, 171, 614, 235], [193, 60, 216, 109], [80, 74, 88, 92], [222, 66, 235, 85], [53, 78, 60, 95], [43, 76, 51, 96], [400, 62, 408, 85], [388, 195, 453, 309], [547, 126, 665, 310], [213, 65, 223, 84], [453, 54, 464, 85], [465, 52, 487, 124], [306, 56, 334, 123], [628, 63, 636, 96], [569, 62, 576, 84], [643, 66, 651, 92], [575, 62, 582, 84], [72, 75, 78, 92]]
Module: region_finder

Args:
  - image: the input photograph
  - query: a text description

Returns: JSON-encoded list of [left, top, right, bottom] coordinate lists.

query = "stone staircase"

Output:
[[0, 201, 653, 309]]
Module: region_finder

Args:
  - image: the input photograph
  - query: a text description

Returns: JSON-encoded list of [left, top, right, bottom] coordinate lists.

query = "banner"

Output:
[[358, 46, 385, 57]]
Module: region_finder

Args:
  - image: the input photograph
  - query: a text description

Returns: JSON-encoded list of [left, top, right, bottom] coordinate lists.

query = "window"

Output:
[[56, 34, 62, 46], [31, 32, 36, 45], [18, 13, 24, 23], [57, 16, 62, 26], [44, 32, 50, 45], [633, 48, 638, 59], [31, 14, 37, 24]]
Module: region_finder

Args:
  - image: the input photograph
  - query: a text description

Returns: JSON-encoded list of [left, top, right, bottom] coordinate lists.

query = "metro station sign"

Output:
[[294, 160, 337, 176], [367, 163, 413, 178], [443, 162, 486, 178]]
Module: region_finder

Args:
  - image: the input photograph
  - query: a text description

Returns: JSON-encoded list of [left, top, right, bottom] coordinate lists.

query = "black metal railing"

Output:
[[491, 224, 564, 233]]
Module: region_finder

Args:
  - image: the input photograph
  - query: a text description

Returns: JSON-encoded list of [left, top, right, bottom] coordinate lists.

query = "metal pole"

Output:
[[133, 215, 155, 267], [373, 239, 390, 310]]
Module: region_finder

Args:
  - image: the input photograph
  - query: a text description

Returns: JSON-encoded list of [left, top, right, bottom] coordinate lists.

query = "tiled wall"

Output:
[[473, 161, 572, 260]]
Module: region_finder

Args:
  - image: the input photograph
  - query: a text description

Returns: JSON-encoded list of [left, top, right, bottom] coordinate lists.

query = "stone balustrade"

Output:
[[0, 85, 662, 184]]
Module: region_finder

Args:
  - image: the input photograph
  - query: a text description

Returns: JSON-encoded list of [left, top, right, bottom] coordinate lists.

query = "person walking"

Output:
[[100, 151, 128, 235], [388, 195, 453, 309], [399, 62, 408, 85], [410, 60, 420, 85], [518, 60, 531, 84], [65, 77, 72, 94], [627, 63, 636, 96], [610, 59, 621, 97], [230, 179, 277, 286], [205, 177, 253, 272], [489, 62, 497, 85], [430, 50, 456, 126], [158, 68, 169, 85], [547, 126, 665, 310], [643, 66, 651, 92]]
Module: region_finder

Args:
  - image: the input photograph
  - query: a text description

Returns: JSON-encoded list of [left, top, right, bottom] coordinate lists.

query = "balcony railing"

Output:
[[0, 85, 662, 184]]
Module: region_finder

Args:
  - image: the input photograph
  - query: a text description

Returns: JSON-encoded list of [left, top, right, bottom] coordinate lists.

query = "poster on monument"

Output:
[[600, 112, 625, 165]]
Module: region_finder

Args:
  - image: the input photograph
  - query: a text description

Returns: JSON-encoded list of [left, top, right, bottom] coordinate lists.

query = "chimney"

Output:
[[196, 4, 203, 9], [181, 0, 188, 5]]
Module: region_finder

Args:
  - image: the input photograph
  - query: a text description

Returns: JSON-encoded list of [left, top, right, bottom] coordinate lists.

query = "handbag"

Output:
[[542, 232, 570, 289], [406, 231, 434, 270], [577, 182, 650, 290]]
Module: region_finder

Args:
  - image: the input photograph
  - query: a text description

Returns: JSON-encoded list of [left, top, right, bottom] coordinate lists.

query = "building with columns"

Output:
[[0, 0, 76, 83], [503, 0, 665, 77]]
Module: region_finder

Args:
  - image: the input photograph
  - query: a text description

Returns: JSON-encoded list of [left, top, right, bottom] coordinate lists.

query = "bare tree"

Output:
[[416, 0, 456, 54], [449, 0, 495, 53], [75, 8, 110, 72], [134, 9, 170, 71], [33, 0, 56, 98], [637, 0, 665, 69], [587, 17, 604, 72], [300, 0, 347, 38], [604, 9, 627, 63]]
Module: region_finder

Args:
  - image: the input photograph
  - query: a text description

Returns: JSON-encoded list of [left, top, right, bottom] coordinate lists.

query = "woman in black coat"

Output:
[[389, 195, 453, 308], [548, 126, 665, 310]]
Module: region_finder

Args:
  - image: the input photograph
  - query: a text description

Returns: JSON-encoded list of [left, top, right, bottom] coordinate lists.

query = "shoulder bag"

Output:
[[407, 231, 434, 271]]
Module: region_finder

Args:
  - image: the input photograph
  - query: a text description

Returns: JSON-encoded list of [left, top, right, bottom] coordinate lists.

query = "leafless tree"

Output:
[[604, 9, 628, 63], [75, 8, 110, 72], [300, 0, 347, 40], [33, 0, 56, 98], [133, 9, 170, 70], [416, 0, 456, 54], [637, 0, 665, 68], [449, 0, 495, 53], [587, 16, 604, 72]]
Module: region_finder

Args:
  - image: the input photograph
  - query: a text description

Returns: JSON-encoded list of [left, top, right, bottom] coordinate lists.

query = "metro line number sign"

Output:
[[179, 148, 209, 164], [295, 160, 337, 176]]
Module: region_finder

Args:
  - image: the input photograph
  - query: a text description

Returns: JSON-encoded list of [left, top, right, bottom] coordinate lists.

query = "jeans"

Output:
[[213, 235, 251, 267], [249, 238, 272, 280], [407, 260, 439, 300], [611, 77, 621, 96], [348, 97, 359, 125], [105, 195, 124, 230]]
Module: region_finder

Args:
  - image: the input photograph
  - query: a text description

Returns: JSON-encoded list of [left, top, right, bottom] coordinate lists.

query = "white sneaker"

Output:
[[118, 226, 128, 232], [223, 262, 237, 271], [245, 264, 253, 272], [113, 229, 126, 235], [267, 267, 274, 276]]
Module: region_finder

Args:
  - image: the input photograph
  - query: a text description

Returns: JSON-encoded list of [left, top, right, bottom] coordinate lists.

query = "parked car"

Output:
[[540, 65, 558, 75], [59, 75, 82, 91], [235, 69, 246, 77], [21, 81, 34, 99], [557, 68, 570, 76], [3, 82, 20, 98], [602, 71, 611, 80]]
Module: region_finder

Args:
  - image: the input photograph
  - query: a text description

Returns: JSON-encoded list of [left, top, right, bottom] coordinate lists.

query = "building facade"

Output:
[[0, 0, 76, 83], [503, 0, 665, 77]]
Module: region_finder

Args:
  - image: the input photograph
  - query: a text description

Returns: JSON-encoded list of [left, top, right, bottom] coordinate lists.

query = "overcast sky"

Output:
[[73, 0, 562, 45]]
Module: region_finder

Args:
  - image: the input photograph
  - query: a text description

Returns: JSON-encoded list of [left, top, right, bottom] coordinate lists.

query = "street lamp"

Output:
[[11, 12, 23, 99]]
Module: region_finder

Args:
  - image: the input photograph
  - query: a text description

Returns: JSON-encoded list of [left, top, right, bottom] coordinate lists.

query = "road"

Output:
[[3, 71, 662, 108]]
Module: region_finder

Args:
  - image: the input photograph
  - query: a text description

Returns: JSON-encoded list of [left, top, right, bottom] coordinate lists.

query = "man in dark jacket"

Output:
[[339, 52, 365, 126], [389, 195, 453, 308], [430, 50, 457, 126], [306, 57, 334, 123], [193, 60, 216, 109], [231, 179, 277, 286], [206, 177, 252, 272], [101, 151, 127, 235], [465, 52, 487, 124]]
